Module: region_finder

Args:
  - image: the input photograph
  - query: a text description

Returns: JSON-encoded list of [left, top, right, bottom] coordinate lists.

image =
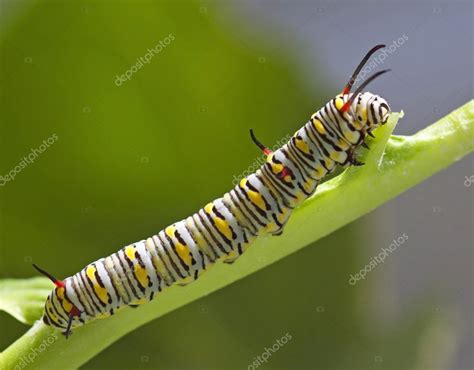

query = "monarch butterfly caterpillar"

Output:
[[34, 45, 391, 338]]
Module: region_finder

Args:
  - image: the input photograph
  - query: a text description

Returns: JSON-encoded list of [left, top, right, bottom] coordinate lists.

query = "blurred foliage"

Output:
[[0, 277, 51, 325], [0, 1, 458, 369]]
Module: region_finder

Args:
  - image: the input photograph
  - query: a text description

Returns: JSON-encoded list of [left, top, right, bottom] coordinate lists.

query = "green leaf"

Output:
[[0, 277, 51, 325], [0, 100, 472, 369]]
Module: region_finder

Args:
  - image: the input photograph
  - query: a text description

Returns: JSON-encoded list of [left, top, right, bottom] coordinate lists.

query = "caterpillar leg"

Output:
[[347, 149, 365, 166], [63, 316, 74, 338], [177, 275, 195, 286], [271, 220, 288, 236], [223, 257, 237, 264], [222, 248, 240, 264], [63, 306, 81, 339], [269, 211, 291, 236], [223, 242, 248, 264], [177, 265, 211, 286], [128, 298, 147, 306]]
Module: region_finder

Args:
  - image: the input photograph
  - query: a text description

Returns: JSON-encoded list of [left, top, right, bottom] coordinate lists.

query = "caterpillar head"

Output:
[[42, 281, 82, 331], [351, 91, 391, 130], [338, 45, 392, 137], [33, 264, 82, 338]]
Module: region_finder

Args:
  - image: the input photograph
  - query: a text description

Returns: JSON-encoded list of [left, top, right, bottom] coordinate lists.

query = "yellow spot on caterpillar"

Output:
[[271, 162, 283, 175], [294, 191, 304, 203], [338, 139, 349, 150], [214, 217, 233, 240], [343, 128, 360, 143], [176, 243, 192, 265], [295, 137, 310, 154], [265, 221, 276, 232], [62, 299, 74, 313], [165, 226, 176, 238], [165, 224, 191, 265], [56, 287, 64, 298], [57, 287, 73, 312], [239, 178, 247, 188], [312, 119, 326, 134], [329, 151, 341, 161], [330, 150, 346, 163], [95, 284, 109, 304], [314, 165, 328, 179], [86, 265, 109, 304], [56, 287, 65, 301], [134, 264, 149, 288], [276, 210, 290, 225], [335, 97, 344, 110], [265, 153, 274, 164], [303, 181, 314, 193], [247, 189, 266, 211], [86, 265, 96, 281], [125, 245, 136, 261], [204, 203, 214, 214], [324, 158, 334, 169], [46, 300, 60, 323]]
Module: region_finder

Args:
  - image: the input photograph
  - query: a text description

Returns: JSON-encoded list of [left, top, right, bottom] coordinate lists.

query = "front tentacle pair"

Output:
[[32, 264, 81, 338]]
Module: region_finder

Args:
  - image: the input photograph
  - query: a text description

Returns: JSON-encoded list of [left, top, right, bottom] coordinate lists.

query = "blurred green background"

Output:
[[1, 1, 470, 369]]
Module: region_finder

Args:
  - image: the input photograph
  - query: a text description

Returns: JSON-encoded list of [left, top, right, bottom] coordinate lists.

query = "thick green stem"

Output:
[[1, 101, 472, 370]]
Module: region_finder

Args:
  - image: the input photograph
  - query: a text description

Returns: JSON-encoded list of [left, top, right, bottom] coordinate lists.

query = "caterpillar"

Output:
[[33, 45, 391, 338]]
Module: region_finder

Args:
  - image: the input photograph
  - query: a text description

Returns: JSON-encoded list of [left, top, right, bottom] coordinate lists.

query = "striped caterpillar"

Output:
[[33, 45, 391, 338]]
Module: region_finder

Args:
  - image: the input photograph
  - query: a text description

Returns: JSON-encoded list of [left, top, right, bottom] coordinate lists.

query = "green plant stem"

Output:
[[1, 101, 472, 370]]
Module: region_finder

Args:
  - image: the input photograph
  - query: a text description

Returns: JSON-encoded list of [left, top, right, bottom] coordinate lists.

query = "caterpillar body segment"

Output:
[[35, 45, 391, 338]]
